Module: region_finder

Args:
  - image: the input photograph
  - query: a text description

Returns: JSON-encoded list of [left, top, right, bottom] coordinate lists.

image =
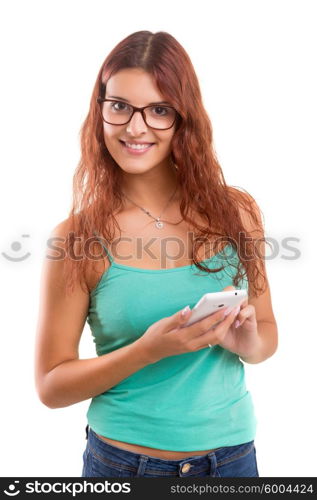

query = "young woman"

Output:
[[35, 30, 278, 478]]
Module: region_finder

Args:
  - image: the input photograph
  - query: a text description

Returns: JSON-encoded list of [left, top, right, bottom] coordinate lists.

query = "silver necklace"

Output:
[[122, 185, 178, 229]]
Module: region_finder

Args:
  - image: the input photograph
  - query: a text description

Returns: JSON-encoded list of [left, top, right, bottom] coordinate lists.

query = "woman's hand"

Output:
[[216, 285, 262, 358], [135, 286, 262, 364], [134, 290, 243, 364]]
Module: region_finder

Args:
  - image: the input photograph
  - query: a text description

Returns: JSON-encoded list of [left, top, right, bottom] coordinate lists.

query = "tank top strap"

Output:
[[93, 231, 114, 264]]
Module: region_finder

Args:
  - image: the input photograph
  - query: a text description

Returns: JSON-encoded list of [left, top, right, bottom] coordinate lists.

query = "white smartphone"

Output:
[[181, 289, 248, 328]]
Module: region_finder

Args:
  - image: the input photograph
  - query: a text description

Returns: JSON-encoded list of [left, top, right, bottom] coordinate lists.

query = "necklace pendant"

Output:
[[155, 219, 164, 229]]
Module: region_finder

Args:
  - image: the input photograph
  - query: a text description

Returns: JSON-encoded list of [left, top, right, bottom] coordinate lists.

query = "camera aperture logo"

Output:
[[3, 480, 131, 496]]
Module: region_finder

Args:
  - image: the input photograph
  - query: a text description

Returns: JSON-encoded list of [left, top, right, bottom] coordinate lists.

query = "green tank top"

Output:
[[85, 231, 257, 451]]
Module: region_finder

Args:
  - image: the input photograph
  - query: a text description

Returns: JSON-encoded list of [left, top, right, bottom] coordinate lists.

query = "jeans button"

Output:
[[181, 463, 192, 473]]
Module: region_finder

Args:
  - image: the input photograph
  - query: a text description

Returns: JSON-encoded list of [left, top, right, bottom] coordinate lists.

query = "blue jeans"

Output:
[[81, 425, 259, 477]]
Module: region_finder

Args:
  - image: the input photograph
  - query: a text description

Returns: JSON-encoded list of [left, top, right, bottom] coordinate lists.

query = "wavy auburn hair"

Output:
[[63, 30, 269, 298]]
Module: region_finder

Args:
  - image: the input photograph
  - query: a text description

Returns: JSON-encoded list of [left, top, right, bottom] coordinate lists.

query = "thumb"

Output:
[[175, 304, 192, 328], [222, 285, 236, 292], [167, 305, 192, 330]]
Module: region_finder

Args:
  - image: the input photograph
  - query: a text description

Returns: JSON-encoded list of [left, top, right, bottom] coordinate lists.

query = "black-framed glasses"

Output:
[[96, 97, 179, 130]]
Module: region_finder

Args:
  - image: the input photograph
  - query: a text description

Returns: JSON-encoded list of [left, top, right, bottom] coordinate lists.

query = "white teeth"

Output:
[[125, 142, 152, 150]]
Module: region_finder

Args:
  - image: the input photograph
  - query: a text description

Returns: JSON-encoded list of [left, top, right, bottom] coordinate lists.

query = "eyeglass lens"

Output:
[[101, 101, 176, 129]]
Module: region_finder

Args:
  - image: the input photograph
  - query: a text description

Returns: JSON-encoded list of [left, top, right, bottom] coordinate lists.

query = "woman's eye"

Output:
[[152, 106, 168, 116], [112, 102, 128, 111]]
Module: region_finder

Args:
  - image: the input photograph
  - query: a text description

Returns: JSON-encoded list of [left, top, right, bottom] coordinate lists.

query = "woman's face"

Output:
[[102, 68, 176, 175]]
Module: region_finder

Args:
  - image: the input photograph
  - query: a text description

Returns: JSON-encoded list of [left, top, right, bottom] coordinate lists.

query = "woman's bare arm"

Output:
[[34, 219, 150, 409], [39, 345, 150, 409]]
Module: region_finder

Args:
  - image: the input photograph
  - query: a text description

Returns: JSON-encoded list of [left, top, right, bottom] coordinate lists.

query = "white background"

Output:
[[0, 0, 316, 478]]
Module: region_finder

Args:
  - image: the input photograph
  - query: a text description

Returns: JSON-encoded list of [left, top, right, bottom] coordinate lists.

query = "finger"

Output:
[[212, 304, 241, 332], [185, 307, 230, 338], [178, 305, 193, 326], [235, 304, 255, 324], [240, 297, 249, 308], [194, 306, 240, 348], [162, 305, 193, 333]]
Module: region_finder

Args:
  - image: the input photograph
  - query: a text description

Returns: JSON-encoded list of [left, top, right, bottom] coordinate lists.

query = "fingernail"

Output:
[[232, 305, 240, 316], [181, 305, 191, 317], [224, 307, 233, 317], [234, 320, 240, 328]]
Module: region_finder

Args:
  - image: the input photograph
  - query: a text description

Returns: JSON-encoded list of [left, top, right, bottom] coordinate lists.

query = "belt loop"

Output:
[[207, 451, 217, 477], [85, 424, 89, 440], [136, 455, 149, 477]]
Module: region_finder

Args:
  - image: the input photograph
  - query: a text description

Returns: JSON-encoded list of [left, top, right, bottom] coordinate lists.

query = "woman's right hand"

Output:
[[134, 303, 241, 364]]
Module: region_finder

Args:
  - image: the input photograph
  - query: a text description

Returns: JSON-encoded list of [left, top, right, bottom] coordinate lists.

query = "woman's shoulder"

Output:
[[48, 216, 109, 294], [226, 186, 263, 228], [226, 185, 257, 205]]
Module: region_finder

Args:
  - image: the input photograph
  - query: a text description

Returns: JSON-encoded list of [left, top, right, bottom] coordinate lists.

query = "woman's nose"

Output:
[[126, 111, 148, 135]]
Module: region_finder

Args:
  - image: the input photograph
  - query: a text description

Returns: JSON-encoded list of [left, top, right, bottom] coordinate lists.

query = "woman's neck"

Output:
[[120, 165, 180, 210]]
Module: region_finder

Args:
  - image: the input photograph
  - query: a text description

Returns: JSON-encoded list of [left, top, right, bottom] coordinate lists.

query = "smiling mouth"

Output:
[[119, 140, 156, 153], [119, 140, 155, 147]]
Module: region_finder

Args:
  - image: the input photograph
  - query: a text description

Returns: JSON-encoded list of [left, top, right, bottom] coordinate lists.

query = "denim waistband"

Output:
[[84, 425, 255, 477]]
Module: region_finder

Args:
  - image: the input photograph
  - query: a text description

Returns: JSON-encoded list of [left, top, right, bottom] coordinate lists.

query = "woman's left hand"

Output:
[[215, 286, 262, 358]]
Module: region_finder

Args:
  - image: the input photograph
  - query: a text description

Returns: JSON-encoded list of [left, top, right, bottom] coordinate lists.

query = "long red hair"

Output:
[[62, 30, 268, 298]]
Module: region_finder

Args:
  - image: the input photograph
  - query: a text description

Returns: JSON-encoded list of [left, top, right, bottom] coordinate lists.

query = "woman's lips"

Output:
[[119, 140, 155, 155]]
